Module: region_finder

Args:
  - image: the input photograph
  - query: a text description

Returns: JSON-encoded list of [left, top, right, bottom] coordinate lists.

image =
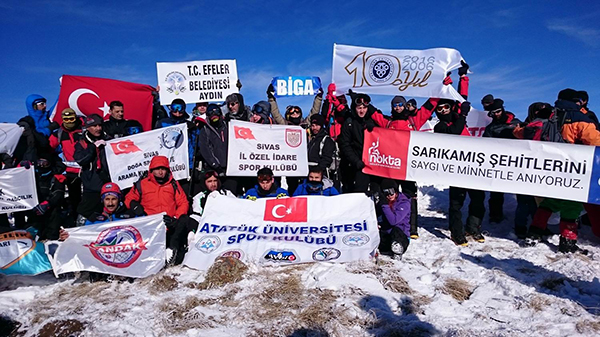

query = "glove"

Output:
[[458, 60, 469, 76], [163, 215, 175, 229], [49, 122, 60, 131], [267, 83, 276, 100], [236, 79, 242, 90], [34, 201, 50, 215], [245, 195, 257, 201], [327, 83, 336, 96], [129, 200, 146, 216], [93, 140, 106, 147], [443, 73, 453, 85], [19, 160, 31, 169], [518, 122, 528, 128], [357, 161, 366, 170], [316, 87, 324, 98], [460, 101, 471, 116], [276, 193, 287, 199], [365, 119, 375, 132]]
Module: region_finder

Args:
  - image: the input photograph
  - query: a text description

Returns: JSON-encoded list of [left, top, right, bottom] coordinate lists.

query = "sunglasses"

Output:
[[63, 117, 76, 122], [253, 105, 265, 114], [287, 107, 301, 115], [171, 104, 183, 112], [355, 97, 370, 106], [382, 188, 396, 197], [392, 102, 404, 108], [204, 171, 218, 179], [36, 159, 50, 168], [228, 101, 239, 107], [406, 103, 415, 108], [436, 104, 451, 111], [489, 108, 503, 114]]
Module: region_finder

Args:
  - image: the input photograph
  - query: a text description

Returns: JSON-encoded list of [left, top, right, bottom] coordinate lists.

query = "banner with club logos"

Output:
[[0, 167, 39, 214], [48, 214, 166, 278], [104, 124, 189, 189], [0, 123, 24, 156], [157, 59, 238, 104], [419, 108, 492, 137], [362, 127, 600, 204], [184, 193, 379, 271], [271, 76, 322, 98], [0, 228, 52, 276], [226, 120, 308, 177], [332, 44, 466, 101]]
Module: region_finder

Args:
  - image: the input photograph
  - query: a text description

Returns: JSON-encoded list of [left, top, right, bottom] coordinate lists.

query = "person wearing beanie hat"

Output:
[[293, 166, 339, 196], [249, 101, 273, 124], [308, 113, 338, 183], [49, 108, 84, 213], [322, 83, 350, 141], [82, 182, 137, 225], [225, 93, 251, 122], [482, 98, 521, 225], [555, 88, 600, 146], [156, 98, 200, 172], [74, 113, 113, 221], [379, 178, 411, 260], [481, 94, 494, 110], [575, 90, 600, 130], [266, 82, 324, 127]]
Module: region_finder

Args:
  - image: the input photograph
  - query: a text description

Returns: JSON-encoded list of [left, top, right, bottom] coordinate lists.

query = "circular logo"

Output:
[[86, 226, 147, 268], [195, 236, 221, 254], [368, 56, 394, 83], [165, 71, 187, 95], [160, 128, 184, 149], [342, 234, 370, 247], [312, 248, 341, 261]]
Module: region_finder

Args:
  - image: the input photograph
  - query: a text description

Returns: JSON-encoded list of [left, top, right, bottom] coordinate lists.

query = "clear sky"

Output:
[[1, 0, 599, 123]]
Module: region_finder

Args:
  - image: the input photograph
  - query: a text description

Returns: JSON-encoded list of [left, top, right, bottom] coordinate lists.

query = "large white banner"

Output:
[[157, 59, 238, 104], [0, 123, 23, 156], [420, 108, 492, 137], [227, 120, 309, 177], [363, 127, 600, 204], [48, 214, 166, 278], [332, 44, 466, 101], [184, 194, 379, 271], [0, 167, 38, 214], [105, 124, 189, 189]]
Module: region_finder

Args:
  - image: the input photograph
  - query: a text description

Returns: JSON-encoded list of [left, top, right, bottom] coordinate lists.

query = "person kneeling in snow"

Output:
[[85, 183, 135, 225], [292, 166, 339, 196], [379, 179, 411, 259], [243, 167, 288, 200]]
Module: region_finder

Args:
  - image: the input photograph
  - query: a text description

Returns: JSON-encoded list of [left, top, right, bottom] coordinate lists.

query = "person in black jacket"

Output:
[[103, 101, 143, 139], [74, 114, 112, 220], [307, 114, 337, 182], [338, 92, 378, 193], [482, 98, 522, 223]]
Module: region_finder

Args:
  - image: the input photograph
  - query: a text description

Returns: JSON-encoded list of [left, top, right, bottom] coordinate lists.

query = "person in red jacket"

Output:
[[124, 155, 191, 264], [49, 108, 83, 214]]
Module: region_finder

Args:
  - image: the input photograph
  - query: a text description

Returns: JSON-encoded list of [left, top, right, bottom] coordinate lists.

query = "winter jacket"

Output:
[[192, 189, 236, 216], [49, 123, 83, 174], [307, 128, 336, 171], [124, 156, 189, 218], [339, 105, 376, 169], [36, 171, 67, 209], [433, 76, 471, 136], [555, 99, 600, 146], [25, 94, 52, 137], [381, 193, 411, 237], [243, 185, 288, 199], [268, 95, 322, 127], [371, 98, 440, 131], [104, 116, 143, 138], [74, 131, 112, 193], [84, 205, 136, 225], [14, 115, 52, 163], [292, 179, 339, 196], [197, 121, 228, 173], [581, 107, 600, 130], [224, 93, 251, 122], [483, 112, 521, 139], [513, 117, 564, 142], [320, 98, 349, 141]]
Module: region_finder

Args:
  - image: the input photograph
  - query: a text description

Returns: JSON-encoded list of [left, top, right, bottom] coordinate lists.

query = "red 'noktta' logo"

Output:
[[264, 198, 308, 222], [110, 140, 142, 155]]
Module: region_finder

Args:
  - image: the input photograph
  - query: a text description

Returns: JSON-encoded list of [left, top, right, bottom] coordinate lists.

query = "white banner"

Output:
[[332, 44, 466, 101], [184, 194, 379, 271], [105, 124, 189, 189], [226, 120, 309, 177], [420, 108, 492, 137], [49, 214, 166, 278], [0, 167, 38, 214], [0, 123, 24, 156], [157, 59, 238, 104]]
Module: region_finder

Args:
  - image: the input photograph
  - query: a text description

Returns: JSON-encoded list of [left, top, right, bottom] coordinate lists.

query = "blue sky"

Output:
[[1, 0, 599, 123]]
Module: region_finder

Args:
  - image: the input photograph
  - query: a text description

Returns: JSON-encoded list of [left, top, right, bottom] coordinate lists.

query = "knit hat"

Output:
[[84, 114, 103, 127], [100, 182, 122, 200], [406, 99, 417, 107], [380, 179, 398, 195], [557, 88, 581, 103], [310, 114, 325, 126], [61, 108, 76, 119], [206, 104, 222, 116], [481, 94, 494, 106], [486, 98, 504, 112], [391, 96, 406, 108], [577, 90, 589, 102]]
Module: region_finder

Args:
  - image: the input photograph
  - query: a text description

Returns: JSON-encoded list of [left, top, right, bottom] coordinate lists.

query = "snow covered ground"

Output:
[[1, 185, 600, 336]]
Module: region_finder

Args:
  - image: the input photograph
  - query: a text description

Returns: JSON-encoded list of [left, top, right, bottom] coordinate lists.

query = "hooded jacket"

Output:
[[269, 95, 323, 127], [555, 99, 600, 146], [338, 101, 375, 169], [197, 119, 228, 173], [124, 156, 189, 218], [381, 193, 411, 237], [25, 94, 52, 137], [225, 93, 251, 122], [483, 111, 521, 139], [292, 178, 339, 196], [371, 98, 440, 131], [307, 128, 335, 170]]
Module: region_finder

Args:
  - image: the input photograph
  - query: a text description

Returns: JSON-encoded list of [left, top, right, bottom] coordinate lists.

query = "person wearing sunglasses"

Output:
[[379, 179, 411, 260], [224, 93, 251, 122], [266, 83, 323, 127], [482, 98, 522, 225], [24, 94, 57, 137], [49, 108, 84, 213]]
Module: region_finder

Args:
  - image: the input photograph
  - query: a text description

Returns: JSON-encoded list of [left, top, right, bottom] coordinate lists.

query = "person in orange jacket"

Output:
[[125, 155, 191, 264]]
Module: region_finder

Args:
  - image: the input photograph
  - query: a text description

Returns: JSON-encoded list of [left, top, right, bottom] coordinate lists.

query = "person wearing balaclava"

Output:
[[482, 98, 522, 225], [49, 108, 84, 213], [266, 83, 323, 127]]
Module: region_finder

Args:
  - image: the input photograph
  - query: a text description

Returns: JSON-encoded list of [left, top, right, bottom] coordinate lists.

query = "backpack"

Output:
[[319, 135, 341, 172], [525, 117, 565, 143], [133, 171, 181, 201]]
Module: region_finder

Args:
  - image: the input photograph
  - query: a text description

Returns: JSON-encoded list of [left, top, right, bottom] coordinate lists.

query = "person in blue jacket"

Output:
[[243, 167, 288, 200], [293, 166, 339, 196], [379, 179, 411, 259], [85, 182, 135, 225]]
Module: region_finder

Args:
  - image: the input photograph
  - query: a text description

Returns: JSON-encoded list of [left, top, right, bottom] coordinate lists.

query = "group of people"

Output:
[[1, 61, 597, 269]]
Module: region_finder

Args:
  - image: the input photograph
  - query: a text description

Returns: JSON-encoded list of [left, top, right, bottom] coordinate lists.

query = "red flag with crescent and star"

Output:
[[54, 75, 155, 131], [263, 197, 308, 223]]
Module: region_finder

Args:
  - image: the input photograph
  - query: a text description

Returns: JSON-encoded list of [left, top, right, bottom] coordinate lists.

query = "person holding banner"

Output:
[[84, 183, 135, 225], [320, 83, 350, 141], [155, 98, 198, 174], [266, 83, 323, 127], [293, 166, 339, 196], [74, 114, 113, 220], [243, 167, 288, 200], [29, 156, 68, 240]]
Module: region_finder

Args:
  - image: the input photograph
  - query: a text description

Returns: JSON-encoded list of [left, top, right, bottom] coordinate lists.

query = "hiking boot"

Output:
[[527, 226, 554, 241], [410, 234, 419, 240], [558, 236, 589, 255], [469, 231, 485, 243], [391, 241, 405, 255], [451, 234, 468, 247], [515, 226, 528, 240]]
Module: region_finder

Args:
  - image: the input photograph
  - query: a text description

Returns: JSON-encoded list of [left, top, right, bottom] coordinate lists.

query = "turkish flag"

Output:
[[264, 198, 308, 223], [234, 126, 256, 139], [110, 139, 142, 155], [54, 75, 155, 131]]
